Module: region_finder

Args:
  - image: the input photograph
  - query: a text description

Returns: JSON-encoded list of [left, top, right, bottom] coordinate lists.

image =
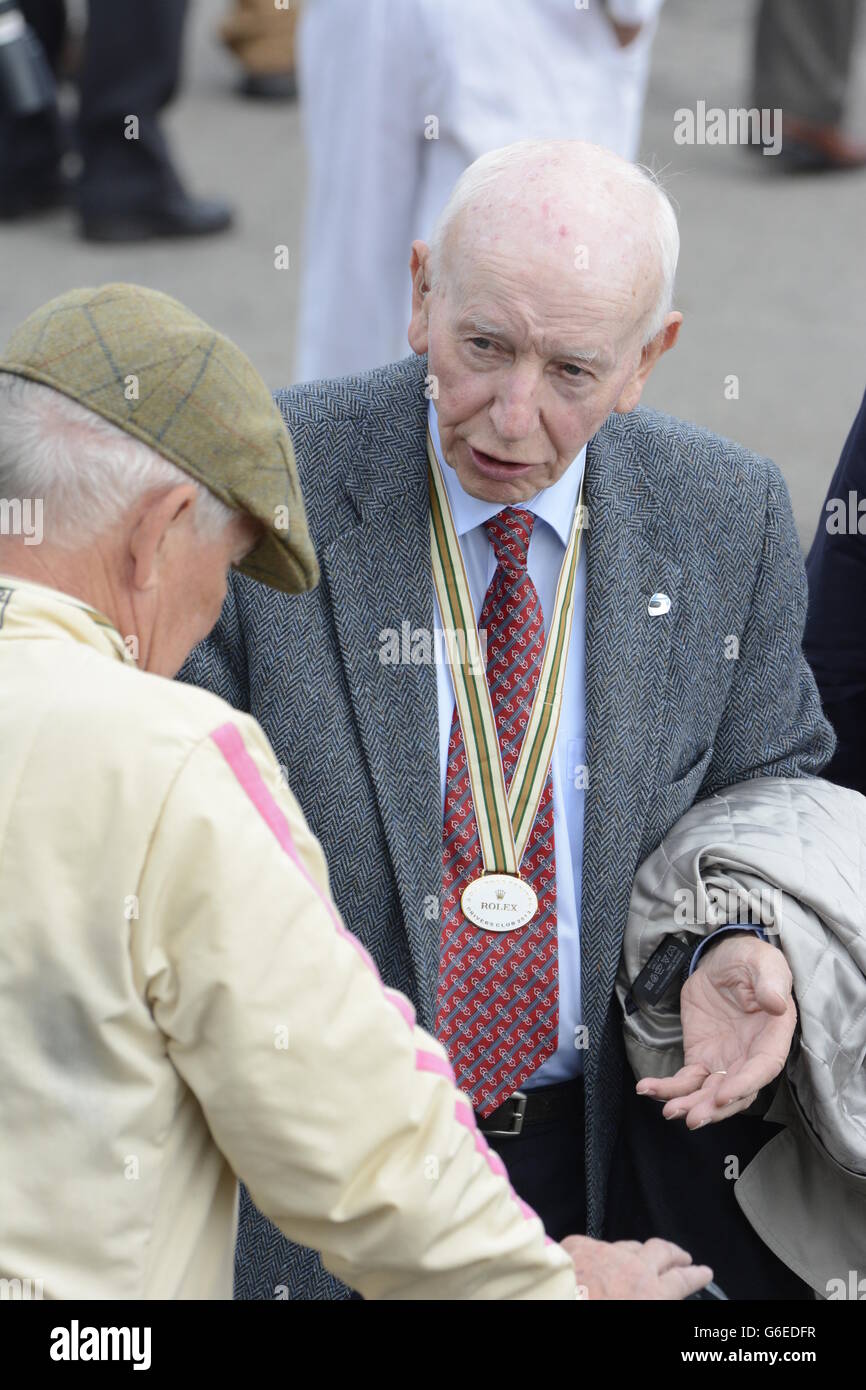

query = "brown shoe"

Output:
[[778, 117, 866, 172]]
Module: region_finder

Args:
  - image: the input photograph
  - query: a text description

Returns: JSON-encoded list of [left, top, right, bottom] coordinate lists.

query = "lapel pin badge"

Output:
[[648, 592, 671, 617]]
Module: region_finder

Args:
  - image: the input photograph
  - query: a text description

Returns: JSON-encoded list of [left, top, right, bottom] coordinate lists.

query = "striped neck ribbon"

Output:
[[428, 429, 586, 876]]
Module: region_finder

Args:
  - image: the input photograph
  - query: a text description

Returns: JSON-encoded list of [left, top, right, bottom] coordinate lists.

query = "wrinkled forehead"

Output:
[[439, 200, 660, 351]]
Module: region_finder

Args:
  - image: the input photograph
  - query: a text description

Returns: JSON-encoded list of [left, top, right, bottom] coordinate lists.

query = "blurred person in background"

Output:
[[752, 0, 866, 172], [219, 0, 299, 101], [0, 0, 232, 239], [295, 0, 666, 381], [804, 386, 866, 793]]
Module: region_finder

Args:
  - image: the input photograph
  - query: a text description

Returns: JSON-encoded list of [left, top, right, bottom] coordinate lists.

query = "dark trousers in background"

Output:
[[0, 0, 188, 213], [0, 0, 65, 196], [753, 0, 863, 126]]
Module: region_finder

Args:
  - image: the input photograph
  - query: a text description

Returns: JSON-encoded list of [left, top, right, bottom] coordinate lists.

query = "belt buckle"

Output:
[[482, 1090, 528, 1138]]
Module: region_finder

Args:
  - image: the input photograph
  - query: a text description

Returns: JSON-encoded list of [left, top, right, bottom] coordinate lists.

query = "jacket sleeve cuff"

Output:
[[689, 925, 767, 977]]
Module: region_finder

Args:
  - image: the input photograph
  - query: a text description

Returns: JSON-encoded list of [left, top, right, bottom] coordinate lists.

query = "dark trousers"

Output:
[[0, 0, 188, 212], [753, 0, 863, 127], [485, 1080, 587, 1240], [490, 1075, 814, 1301], [605, 1076, 815, 1300]]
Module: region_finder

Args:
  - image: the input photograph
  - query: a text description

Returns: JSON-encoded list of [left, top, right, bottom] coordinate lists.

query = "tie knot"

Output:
[[485, 507, 535, 576]]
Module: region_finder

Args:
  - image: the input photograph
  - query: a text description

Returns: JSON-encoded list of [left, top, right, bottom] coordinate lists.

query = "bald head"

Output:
[[408, 139, 682, 504], [429, 140, 678, 347]]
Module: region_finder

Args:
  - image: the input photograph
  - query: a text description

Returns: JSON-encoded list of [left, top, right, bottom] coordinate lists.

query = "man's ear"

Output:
[[407, 240, 433, 354], [612, 312, 682, 415], [128, 483, 199, 593]]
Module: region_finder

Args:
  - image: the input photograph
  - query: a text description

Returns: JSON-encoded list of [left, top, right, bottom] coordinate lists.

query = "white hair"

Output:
[[0, 371, 234, 546], [428, 139, 680, 345]]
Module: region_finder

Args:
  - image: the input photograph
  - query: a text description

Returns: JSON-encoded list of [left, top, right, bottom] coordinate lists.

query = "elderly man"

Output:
[[0, 282, 713, 1301], [184, 139, 834, 1300]]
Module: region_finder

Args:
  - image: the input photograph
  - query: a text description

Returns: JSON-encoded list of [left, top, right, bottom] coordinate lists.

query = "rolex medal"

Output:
[[460, 873, 538, 933]]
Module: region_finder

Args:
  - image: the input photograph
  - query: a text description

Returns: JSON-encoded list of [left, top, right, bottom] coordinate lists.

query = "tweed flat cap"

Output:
[[0, 282, 319, 595]]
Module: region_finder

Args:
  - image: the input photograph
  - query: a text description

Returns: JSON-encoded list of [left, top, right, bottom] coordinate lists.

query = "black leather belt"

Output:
[[475, 1077, 584, 1138]]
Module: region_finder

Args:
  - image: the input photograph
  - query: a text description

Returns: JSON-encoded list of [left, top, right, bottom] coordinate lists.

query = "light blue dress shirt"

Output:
[[429, 399, 588, 1086]]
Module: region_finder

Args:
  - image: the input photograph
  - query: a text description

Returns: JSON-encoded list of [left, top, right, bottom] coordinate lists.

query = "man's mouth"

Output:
[[468, 445, 538, 480]]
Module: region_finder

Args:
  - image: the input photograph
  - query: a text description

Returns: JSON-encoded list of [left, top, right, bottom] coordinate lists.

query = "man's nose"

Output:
[[489, 369, 540, 442]]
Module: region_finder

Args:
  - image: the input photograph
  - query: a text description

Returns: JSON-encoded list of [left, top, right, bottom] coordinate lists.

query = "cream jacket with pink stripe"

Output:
[[0, 576, 577, 1301]]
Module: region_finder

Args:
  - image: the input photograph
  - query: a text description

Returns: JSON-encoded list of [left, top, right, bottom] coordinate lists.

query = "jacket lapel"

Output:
[[320, 370, 442, 1027], [318, 377, 679, 1047], [581, 418, 681, 1089]]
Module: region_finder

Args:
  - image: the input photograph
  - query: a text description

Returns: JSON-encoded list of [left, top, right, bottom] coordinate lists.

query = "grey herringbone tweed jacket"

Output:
[[180, 352, 834, 1300]]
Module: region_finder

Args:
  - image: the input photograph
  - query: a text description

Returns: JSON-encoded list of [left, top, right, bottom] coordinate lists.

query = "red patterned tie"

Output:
[[436, 506, 558, 1116]]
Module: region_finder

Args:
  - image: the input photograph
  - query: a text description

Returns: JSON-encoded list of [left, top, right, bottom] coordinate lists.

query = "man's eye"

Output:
[[561, 363, 585, 378], [470, 337, 493, 351]]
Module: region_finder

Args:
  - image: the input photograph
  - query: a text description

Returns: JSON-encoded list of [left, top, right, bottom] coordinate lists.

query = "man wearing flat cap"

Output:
[[184, 139, 835, 1300], [0, 282, 714, 1300]]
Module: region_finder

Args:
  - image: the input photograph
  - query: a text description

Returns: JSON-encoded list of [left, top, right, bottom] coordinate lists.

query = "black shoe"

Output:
[[0, 171, 68, 220], [239, 71, 297, 101], [80, 193, 234, 243]]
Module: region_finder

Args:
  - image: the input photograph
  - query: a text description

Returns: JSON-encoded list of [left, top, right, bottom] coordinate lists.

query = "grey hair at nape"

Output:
[[0, 372, 234, 547], [427, 139, 680, 346]]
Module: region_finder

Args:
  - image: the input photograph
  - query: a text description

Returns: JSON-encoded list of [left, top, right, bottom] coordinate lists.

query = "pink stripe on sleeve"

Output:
[[210, 722, 382, 981], [415, 1049, 453, 1082], [210, 720, 548, 1236], [454, 1099, 476, 1130], [385, 988, 416, 1029]]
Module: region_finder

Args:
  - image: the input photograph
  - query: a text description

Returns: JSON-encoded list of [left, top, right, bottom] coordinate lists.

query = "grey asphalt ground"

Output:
[[639, 0, 866, 545], [2, 0, 865, 544]]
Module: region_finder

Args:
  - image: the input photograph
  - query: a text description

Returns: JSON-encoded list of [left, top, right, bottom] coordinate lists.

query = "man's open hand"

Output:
[[561, 1235, 712, 1300], [634, 933, 796, 1128]]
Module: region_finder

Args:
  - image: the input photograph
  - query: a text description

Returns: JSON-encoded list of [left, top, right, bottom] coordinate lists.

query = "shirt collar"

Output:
[[427, 397, 586, 546], [0, 574, 136, 665]]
